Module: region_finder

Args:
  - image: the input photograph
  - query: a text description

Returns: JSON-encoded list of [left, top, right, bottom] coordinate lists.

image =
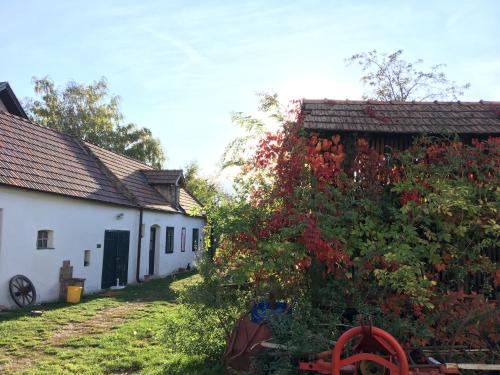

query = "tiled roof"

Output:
[[301, 100, 500, 134], [84, 143, 178, 212], [0, 111, 134, 206], [84, 143, 203, 214], [142, 169, 183, 185], [179, 188, 203, 214], [0, 110, 203, 215]]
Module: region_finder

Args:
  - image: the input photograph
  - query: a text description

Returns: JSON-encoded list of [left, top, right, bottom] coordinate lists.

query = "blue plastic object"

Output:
[[250, 302, 289, 323]]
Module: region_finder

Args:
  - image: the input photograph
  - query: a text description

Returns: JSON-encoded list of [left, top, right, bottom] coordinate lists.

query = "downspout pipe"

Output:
[[136, 208, 143, 283]]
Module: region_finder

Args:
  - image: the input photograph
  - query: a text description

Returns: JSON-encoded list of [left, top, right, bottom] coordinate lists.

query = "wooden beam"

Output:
[[446, 363, 500, 371]]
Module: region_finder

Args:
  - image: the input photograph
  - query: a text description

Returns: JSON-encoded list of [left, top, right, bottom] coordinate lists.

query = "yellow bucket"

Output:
[[67, 286, 82, 303]]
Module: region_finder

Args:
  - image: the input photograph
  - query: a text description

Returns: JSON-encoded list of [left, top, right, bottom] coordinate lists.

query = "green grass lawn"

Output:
[[0, 272, 223, 375]]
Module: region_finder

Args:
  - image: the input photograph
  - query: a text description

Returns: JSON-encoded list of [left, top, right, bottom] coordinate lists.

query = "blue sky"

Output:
[[2, 0, 499, 178]]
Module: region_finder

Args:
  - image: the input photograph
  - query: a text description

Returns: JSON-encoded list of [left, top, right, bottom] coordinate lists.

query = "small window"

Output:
[[84, 250, 91, 266], [192, 228, 199, 251], [165, 227, 174, 253], [181, 227, 186, 252], [37, 230, 54, 249]]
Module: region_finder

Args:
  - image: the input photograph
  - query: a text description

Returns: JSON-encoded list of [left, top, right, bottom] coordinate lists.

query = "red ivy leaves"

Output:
[[306, 133, 345, 190], [400, 189, 423, 206], [299, 214, 350, 274], [365, 105, 392, 124]]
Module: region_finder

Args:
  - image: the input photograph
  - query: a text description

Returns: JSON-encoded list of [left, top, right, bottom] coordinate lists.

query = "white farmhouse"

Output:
[[0, 82, 205, 308]]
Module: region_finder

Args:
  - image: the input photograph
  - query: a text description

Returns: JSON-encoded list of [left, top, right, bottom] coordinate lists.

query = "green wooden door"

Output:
[[101, 230, 130, 289]]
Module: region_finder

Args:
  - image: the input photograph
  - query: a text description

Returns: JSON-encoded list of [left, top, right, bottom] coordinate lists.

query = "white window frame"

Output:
[[37, 230, 54, 249]]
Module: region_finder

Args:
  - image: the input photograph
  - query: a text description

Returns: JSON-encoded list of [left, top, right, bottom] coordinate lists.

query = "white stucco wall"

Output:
[[139, 210, 205, 278], [0, 186, 140, 307], [0, 186, 205, 308]]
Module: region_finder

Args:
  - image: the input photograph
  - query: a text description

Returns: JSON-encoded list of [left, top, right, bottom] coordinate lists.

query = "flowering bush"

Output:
[[211, 104, 499, 365]]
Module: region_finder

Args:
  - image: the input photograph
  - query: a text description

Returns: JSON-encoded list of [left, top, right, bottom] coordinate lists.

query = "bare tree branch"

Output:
[[346, 50, 470, 101]]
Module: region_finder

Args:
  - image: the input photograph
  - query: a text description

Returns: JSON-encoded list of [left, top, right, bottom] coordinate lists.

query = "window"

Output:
[[192, 228, 199, 251], [181, 227, 186, 252], [84, 250, 91, 266], [165, 227, 174, 253], [36, 230, 54, 249]]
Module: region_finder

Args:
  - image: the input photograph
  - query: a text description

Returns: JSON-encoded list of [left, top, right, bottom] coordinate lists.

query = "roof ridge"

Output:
[[83, 140, 155, 170]]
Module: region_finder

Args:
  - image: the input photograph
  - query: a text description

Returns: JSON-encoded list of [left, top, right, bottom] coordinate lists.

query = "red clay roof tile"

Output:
[[0, 111, 134, 206], [0, 111, 203, 215]]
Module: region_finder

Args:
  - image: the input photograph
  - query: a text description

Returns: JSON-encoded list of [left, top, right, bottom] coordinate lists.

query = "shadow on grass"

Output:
[[0, 271, 197, 322], [112, 270, 197, 303]]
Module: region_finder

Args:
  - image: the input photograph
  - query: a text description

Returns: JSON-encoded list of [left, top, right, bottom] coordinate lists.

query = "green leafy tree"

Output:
[[183, 160, 233, 256], [346, 49, 470, 101], [184, 161, 222, 207], [220, 92, 285, 170], [24, 77, 165, 168]]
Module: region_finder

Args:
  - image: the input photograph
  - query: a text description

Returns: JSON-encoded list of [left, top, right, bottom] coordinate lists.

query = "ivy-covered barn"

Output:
[[301, 99, 500, 153]]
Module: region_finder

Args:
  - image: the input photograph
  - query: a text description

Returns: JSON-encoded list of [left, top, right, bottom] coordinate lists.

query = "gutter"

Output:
[[136, 208, 143, 283]]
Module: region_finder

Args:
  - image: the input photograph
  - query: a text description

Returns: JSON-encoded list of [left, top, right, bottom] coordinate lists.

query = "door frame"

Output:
[[148, 225, 160, 276], [101, 230, 130, 289]]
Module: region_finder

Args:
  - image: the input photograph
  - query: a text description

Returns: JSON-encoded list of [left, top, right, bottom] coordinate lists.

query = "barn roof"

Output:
[[301, 99, 500, 134], [0, 110, 203, 215]]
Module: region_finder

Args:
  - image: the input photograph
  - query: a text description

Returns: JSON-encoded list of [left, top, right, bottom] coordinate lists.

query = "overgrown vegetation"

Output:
[[185, 96, 499, 372]]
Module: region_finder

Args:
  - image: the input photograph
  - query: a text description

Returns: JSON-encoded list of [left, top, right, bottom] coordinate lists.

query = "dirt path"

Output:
[[1, 302, 147, 374], [50, 302, 146, 344]]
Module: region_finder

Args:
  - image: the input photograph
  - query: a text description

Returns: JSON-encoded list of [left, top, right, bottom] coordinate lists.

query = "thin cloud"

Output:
[[141, 27, 205, 65]]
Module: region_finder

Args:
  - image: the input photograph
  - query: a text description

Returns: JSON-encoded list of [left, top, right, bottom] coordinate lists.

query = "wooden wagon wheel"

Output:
[[9, 275, 37, 307]]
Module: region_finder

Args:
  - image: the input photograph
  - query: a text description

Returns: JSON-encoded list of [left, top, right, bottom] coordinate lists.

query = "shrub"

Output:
[[165, 254, 252, 363], [212, 121, 499, 368]]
